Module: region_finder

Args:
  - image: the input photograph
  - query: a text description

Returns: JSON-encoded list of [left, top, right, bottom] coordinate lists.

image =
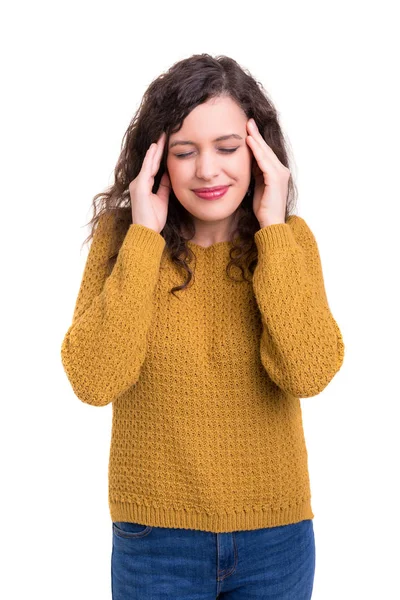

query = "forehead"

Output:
[[169, 96, 247, 140]]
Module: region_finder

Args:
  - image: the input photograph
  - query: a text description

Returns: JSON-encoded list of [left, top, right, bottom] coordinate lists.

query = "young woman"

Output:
[[61, 53, 345, 599]]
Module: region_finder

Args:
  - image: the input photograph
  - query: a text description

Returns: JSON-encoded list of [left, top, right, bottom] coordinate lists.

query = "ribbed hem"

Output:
[[108, 498, 314, 533], [254, 223, 298, 253]]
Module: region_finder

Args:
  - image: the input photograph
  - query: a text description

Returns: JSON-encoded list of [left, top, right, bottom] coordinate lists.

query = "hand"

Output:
[[245, 118, 290, 227], [129, 132, 171, 234]]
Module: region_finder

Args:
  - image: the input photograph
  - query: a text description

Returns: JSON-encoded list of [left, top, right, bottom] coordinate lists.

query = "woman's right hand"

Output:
[[129, 132, 171, 234]]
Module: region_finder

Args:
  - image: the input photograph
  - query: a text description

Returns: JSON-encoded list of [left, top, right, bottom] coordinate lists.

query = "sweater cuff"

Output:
[[254, 223, 298, 253], [125, 223, 166, 255]]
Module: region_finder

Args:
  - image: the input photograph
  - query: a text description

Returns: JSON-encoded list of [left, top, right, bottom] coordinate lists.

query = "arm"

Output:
[[252, 215, 345, 397], [60, 213, 166, 406]]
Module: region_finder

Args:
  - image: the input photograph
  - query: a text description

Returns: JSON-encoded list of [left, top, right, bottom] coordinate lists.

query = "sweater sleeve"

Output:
[[60, 214, 166, 407], [252, 214, 345, 398]]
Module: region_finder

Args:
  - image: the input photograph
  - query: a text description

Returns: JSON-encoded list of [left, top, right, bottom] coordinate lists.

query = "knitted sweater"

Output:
[[61, 212, 344, 533]]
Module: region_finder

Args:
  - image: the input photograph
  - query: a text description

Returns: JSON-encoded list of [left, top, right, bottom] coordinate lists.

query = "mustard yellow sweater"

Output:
[[61, 213, 344, 533]]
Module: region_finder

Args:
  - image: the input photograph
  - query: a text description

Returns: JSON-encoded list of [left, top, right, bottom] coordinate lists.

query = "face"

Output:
[[166, 96, 253, 233]]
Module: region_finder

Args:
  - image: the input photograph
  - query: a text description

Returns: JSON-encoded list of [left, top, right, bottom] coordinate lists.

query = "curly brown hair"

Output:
[[81, 53, 298, 297]]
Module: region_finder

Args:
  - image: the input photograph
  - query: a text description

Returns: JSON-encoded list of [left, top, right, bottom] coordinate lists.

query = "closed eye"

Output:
[[175, 148, 239, 159]]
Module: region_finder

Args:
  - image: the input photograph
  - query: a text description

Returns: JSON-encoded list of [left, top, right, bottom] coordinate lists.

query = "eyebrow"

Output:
[[169, 133, 243, 149]]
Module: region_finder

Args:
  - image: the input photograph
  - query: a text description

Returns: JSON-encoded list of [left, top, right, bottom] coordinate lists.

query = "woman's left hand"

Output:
[[246, 118, 290, 227]]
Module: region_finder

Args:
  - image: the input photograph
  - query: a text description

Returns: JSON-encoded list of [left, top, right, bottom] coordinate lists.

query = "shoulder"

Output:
[[286, 213, 310, 231], [286, 214, 319, 248], [93, 211, 130, 250]]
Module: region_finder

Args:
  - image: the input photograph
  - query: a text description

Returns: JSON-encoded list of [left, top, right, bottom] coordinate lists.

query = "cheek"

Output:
[[166, 157, 188, 186], [166, 159, 178, 187], [231, 151, 252, 179]]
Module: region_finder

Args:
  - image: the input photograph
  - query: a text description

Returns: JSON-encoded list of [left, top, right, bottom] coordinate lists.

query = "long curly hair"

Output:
[[81, 53, 298, 297]]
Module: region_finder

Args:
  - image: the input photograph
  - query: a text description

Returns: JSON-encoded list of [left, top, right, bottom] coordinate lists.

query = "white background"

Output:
[[1, 0, 399, 598]]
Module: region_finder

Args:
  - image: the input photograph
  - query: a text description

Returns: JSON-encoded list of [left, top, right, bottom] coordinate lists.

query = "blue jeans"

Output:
[[111, 518, 315, 599]]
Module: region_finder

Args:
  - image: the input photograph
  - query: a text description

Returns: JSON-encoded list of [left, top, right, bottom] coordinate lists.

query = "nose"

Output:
[[195, 151, 220, 181]]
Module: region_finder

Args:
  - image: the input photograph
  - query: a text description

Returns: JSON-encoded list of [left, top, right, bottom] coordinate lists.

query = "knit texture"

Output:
[[61, 213, 344, 533]]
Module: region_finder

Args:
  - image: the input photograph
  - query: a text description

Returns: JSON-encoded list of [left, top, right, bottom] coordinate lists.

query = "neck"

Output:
[[183, 206, 244, 246]]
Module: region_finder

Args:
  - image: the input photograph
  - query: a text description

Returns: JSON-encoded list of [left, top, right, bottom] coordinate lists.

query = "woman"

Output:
[[61, 53, 345, 599]]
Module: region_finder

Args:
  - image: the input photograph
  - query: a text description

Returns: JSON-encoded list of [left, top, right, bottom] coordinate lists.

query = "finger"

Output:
[[142, 143, 157, 177], [246, 121, 281, 166], [151, 133, 166, 175], [246, 135, 272, 167], [247, 134, 283, 176], [246, 136, 278, 177], [143, 142, 160, 180], [246, 119, 266, 142], [247, 130, 276, 161]]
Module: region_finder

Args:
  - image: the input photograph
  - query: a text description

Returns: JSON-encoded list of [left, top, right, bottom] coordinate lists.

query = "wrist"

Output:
[[259, 219, 286, 228]]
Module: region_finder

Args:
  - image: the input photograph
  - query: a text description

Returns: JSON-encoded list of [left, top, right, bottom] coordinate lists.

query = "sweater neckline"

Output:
[[186, 239, 234, 252]]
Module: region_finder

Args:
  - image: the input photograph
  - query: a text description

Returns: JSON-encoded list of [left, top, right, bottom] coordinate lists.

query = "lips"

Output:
[[192, 185, 230, 200], [192, 186, 229, 192]]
